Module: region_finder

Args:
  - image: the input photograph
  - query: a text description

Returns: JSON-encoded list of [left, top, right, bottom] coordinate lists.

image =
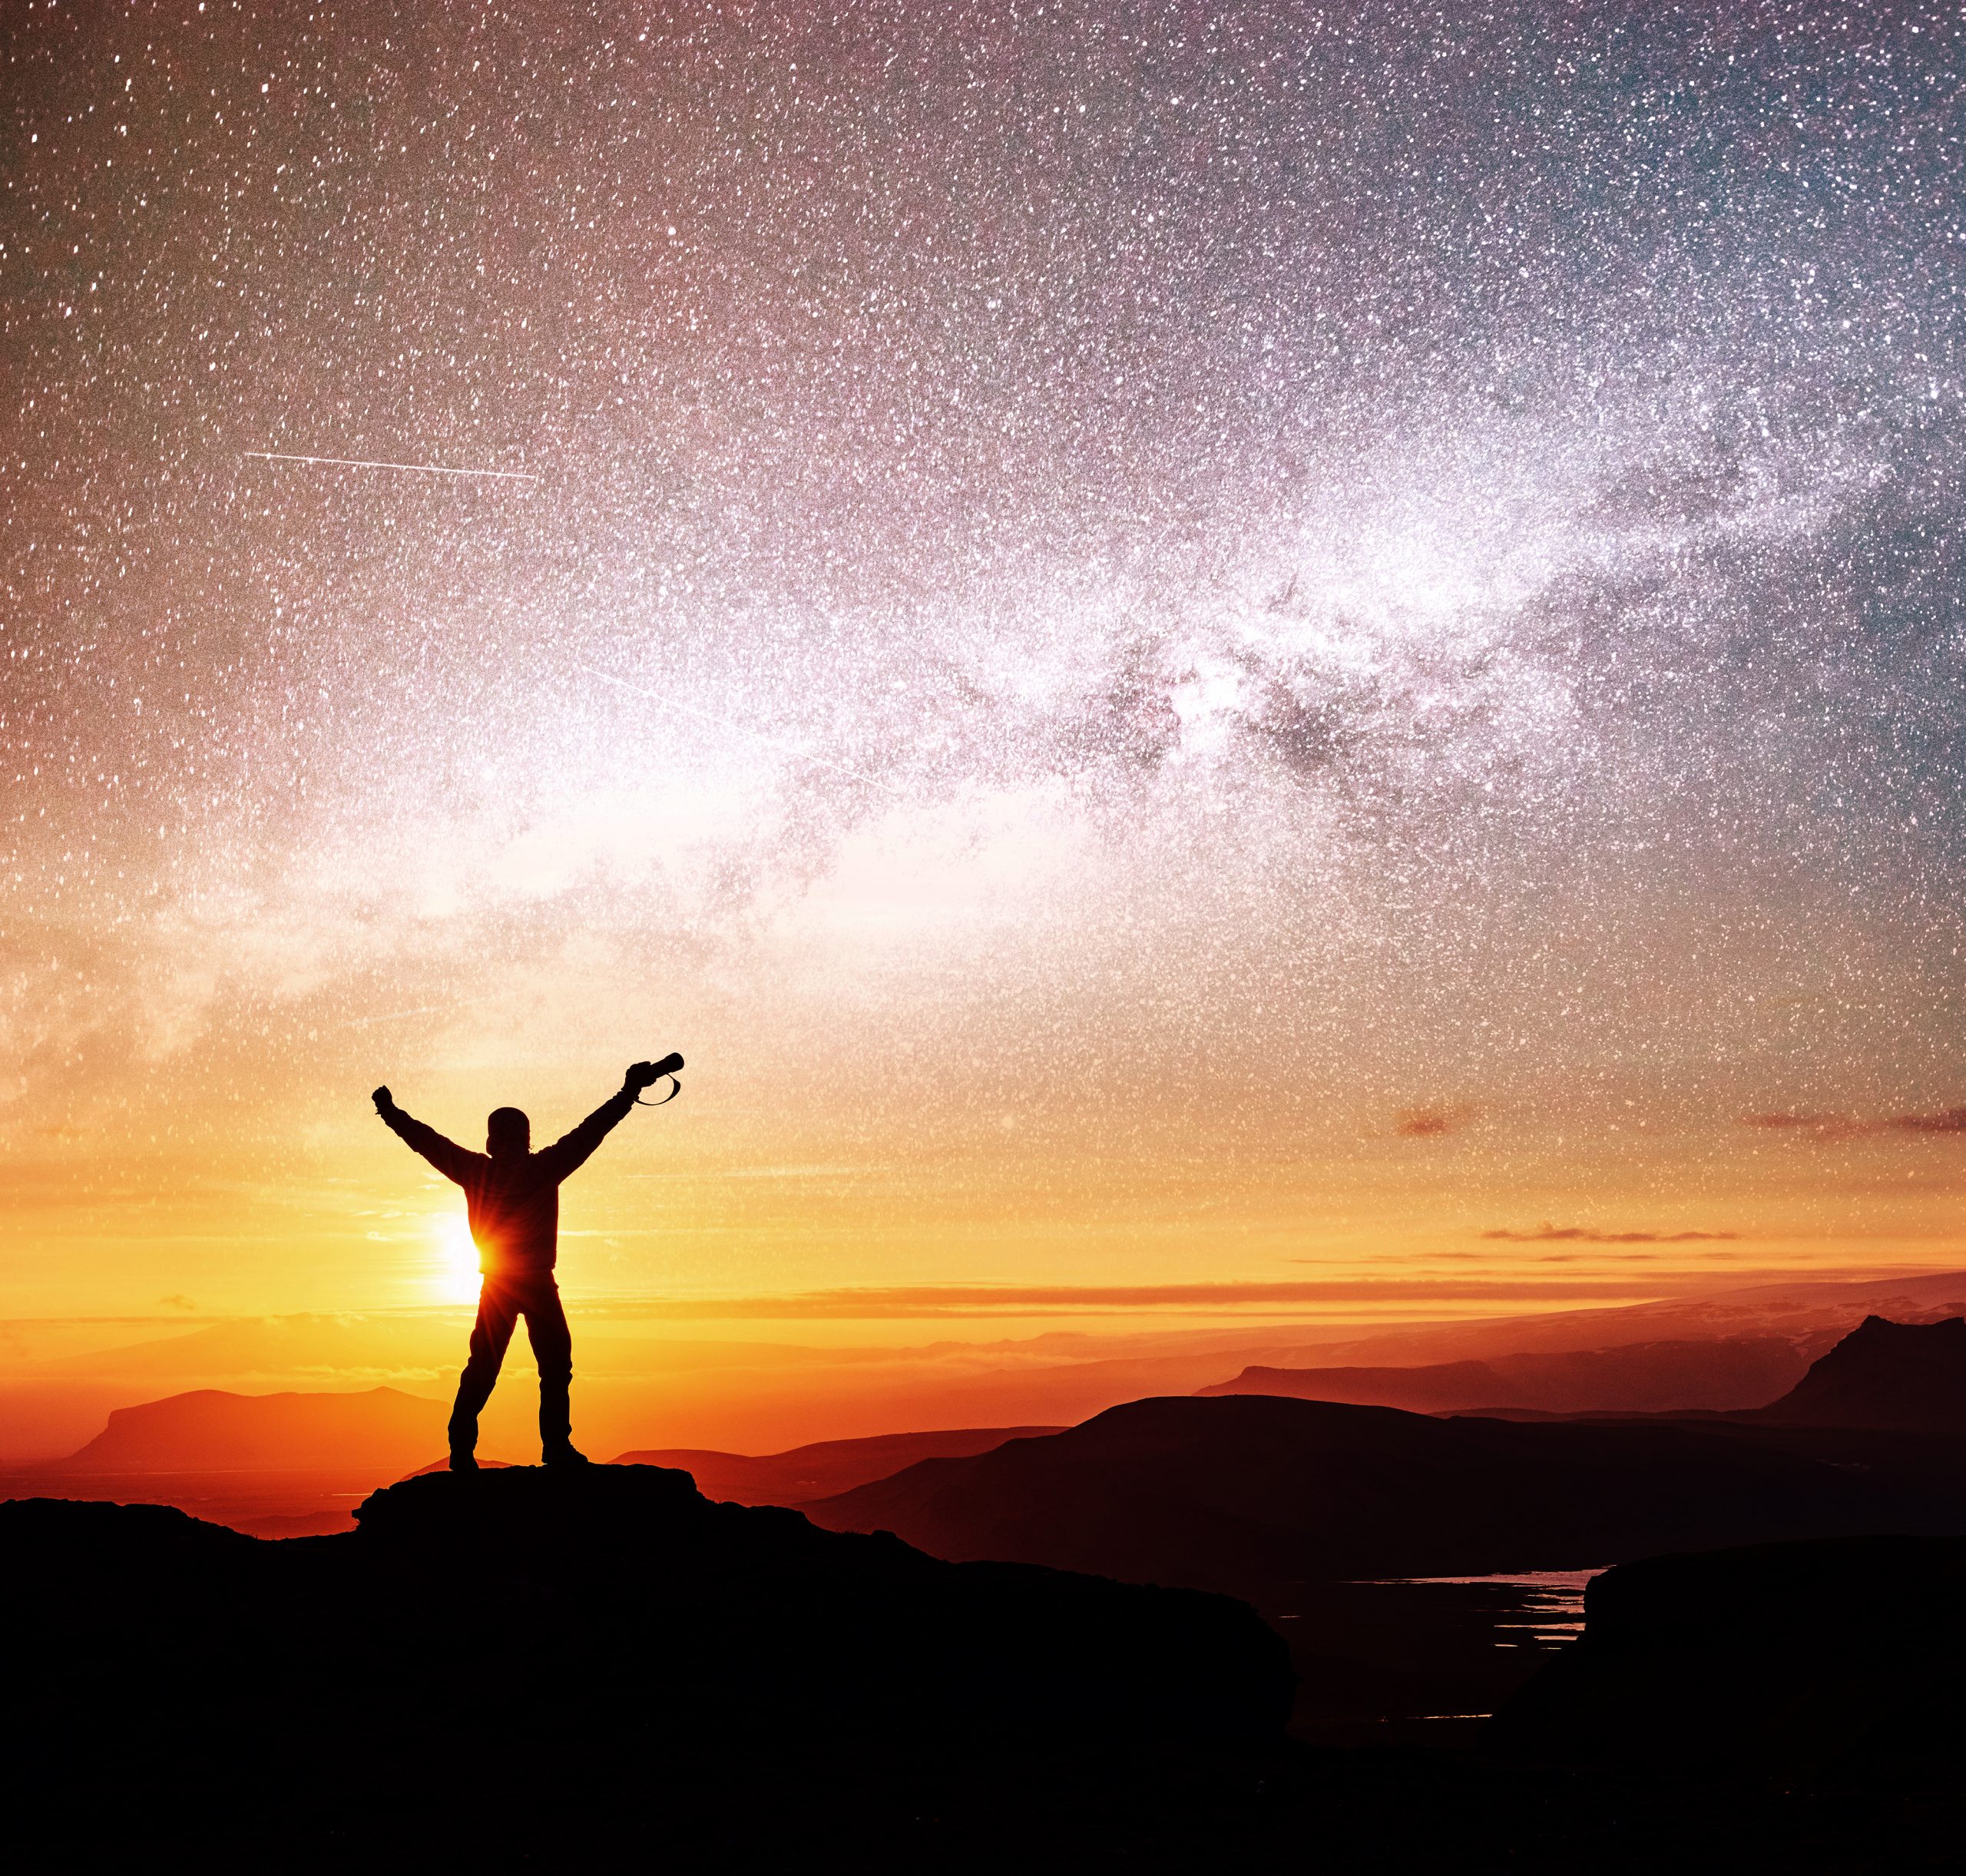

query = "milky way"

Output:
[[4, 2, 1964, 1309]]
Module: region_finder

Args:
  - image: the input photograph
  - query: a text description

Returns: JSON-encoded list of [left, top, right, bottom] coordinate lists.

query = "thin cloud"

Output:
[[1393, 1103, 1479, 1138], [579, 1276, 1736, 1319], [1892, 1107, 1966, 1134], [1741, 1112, 1870, 1140], [1481, 1223, 1740, 1243], [1743, 1107, 1966, 1140]]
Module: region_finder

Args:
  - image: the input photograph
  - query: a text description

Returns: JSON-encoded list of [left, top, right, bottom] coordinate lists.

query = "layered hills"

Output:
[[12, 1268, 1964, 1468], [617, 1425, 1065, 1504], [1200, 1315, 1966, 1431], [1197, 1336, 1809, 1415], [806, 1390, 1966, 1598]]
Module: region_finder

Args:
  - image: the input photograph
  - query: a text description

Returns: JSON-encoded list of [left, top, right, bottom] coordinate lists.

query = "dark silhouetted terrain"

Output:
[[6, 1469, 1958, 1870], [1746, 1315, 1966, 1432], [808, 1394, 1966, 1595], [0, 1464, 1289, 1750], [617, 1424, 1064, 1503], [1, 1466, 1302, 1869], [1498, 1534, 1966, 1792], [1198, 1336, 1809, 1414], [808, 1387, 1966, 1742]]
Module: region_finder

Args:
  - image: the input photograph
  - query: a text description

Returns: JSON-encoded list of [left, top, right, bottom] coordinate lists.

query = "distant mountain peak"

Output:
[[1753, 1315, 1966, 1431]]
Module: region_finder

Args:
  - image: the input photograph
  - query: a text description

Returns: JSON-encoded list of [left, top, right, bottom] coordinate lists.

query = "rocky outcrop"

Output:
[[3, 1461, 1289, 1759]]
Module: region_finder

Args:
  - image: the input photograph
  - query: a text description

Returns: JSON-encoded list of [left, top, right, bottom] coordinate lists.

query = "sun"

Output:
[[432, 1215, 483, 1306]]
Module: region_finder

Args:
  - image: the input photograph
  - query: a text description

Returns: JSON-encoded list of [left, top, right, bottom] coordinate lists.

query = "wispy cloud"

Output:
[[1393, 1103, 1480, 1138], [1481, 1223, 1739, 1243], [1895, 1110, 1966, 1134], [1743, 1107, 1966, 1141], [585, 1276, 1726, 1319]]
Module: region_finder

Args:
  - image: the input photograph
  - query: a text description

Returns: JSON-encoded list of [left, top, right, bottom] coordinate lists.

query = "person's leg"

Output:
[[521, 1280, 581, 1464], [448, 1277, 520, 1468]]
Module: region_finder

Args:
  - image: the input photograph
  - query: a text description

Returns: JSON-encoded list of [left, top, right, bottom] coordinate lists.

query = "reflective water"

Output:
[[1365, 1567, 1608, 1646], [1265, 1567, 1614, 1735]]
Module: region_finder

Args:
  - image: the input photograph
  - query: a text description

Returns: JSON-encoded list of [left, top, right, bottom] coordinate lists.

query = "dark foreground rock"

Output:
[[1, 1465, 1297, 1870], [4, 1463, 1288, 1747], [354, 1461, 1292, 1742], [5, 1471, 1962, 1870], [1496, 1534, 1966, 1790]]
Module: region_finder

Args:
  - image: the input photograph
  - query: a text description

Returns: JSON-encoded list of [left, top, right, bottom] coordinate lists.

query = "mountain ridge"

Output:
[[41, 1385, 446, 1474], [806, 1391, 1966, 1596], [1196, 1336, 1811, 1415], [1747, 1315, 1966, 1432], [616, 1425, 1065, 1504]]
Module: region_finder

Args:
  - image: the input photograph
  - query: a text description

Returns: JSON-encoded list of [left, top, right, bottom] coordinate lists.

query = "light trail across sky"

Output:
[[243, 449, 540, 483]]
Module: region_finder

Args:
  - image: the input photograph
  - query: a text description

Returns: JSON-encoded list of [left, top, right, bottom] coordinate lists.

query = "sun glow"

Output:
[[433, 1215, 483, 1307]]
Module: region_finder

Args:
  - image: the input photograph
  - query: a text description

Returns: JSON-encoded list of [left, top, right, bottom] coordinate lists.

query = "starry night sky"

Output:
[[4, 1, 1963, 1319]]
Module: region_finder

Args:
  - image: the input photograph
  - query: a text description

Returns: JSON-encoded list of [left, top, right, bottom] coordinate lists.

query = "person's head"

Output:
[[486, 1107, 531, 1158]]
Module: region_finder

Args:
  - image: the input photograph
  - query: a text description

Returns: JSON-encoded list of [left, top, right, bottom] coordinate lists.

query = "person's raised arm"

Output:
[[535, 1063, 667, 1182], [372, 1086, 480, 1186]]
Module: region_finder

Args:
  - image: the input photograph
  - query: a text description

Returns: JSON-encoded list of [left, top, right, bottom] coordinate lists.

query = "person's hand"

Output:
[[372, 1085, 393, 1112], [625, 1061, 660, 1091]]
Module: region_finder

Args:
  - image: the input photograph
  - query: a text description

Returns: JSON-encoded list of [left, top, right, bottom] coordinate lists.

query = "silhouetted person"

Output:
[[372, 1062, 672, 1469]]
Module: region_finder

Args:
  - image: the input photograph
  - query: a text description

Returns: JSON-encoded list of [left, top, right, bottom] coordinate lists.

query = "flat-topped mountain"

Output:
[[1746, 1315, 1966, 1432], [42, 1385, 445, 1474]]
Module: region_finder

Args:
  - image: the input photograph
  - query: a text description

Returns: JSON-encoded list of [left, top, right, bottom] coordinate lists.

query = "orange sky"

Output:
[[5, 2, 1964, 1458]]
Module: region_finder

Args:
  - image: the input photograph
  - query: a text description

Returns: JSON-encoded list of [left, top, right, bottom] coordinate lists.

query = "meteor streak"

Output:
[[243, 449, 540, 484]]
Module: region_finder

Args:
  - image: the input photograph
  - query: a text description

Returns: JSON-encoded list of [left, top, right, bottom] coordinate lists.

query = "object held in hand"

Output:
[[631, 1052, 684, 1106]]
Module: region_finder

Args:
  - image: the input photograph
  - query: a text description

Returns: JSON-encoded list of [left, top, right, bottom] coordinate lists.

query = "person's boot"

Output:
[[538, 1376, 583, 1467], [448, 1401, 481, 1474]]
